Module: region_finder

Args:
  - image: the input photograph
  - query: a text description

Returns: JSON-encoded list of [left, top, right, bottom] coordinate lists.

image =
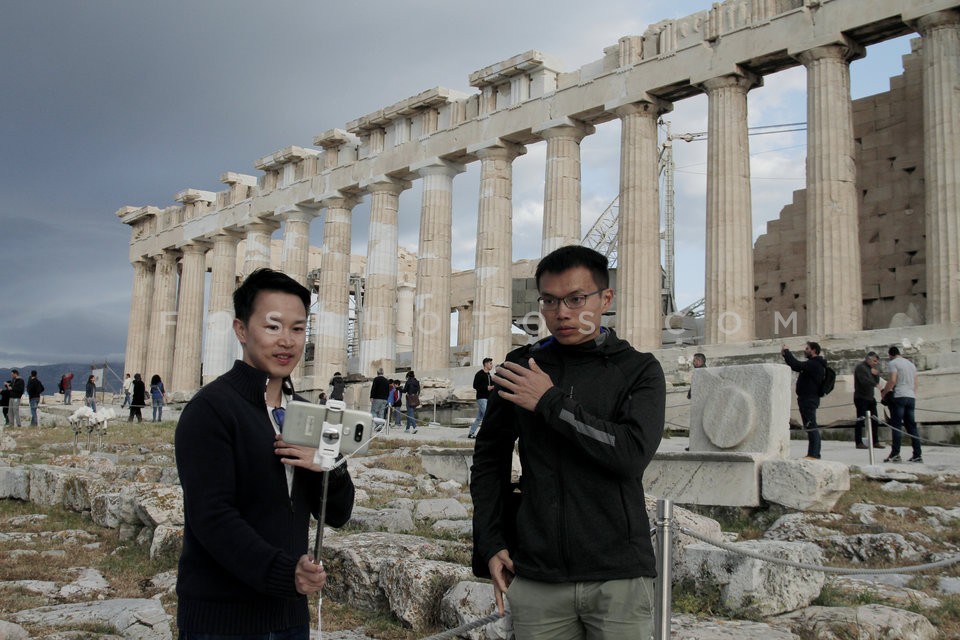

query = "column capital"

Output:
[[411, 158, 467, 178], [532, 117, 595, 141], [359, 176, 411, 196], [179, 241, 211, 256], [608, 96, 673, 119], [207, 229, 244, 244], [152, 247, 182, 263], [793, 38, 865, 66], [467, 138, 527, 160], [909, 9, 960, 33], [240, 218, 281, 234], [275, 204, 319, 225], [698, 69, 762, 94], [319, 191, 361, 210]]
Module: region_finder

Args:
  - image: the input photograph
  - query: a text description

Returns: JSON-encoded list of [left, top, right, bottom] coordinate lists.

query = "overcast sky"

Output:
[[0, 1, 912, 368]]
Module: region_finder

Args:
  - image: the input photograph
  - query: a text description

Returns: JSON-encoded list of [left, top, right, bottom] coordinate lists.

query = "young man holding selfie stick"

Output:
[[175, 268, 355, 639]]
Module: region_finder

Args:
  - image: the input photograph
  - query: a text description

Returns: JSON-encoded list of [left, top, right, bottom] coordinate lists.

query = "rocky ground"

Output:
[[1, 419, 959, 640]]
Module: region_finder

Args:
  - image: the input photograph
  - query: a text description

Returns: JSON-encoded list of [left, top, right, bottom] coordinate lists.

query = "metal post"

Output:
[[654, 498, 673, 640], [866, 411, 875, 465]]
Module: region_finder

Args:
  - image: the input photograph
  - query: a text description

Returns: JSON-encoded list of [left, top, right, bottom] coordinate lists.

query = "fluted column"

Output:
[[534, 119, 595, 255], [360, 178, 408, 376], [279, 206, 319, 383], [396, 282, 416, 355], [798, 42, 864, 335], [124, 257, 155, 379], [613, 98, 672, 350], [915, 10, 960, 324], [413, 160, 465, 372], [702, 73, 759, 344], [145, 250, 180, 385], [242, 219, 280, 276], [172, 243, 209, 392], [469, 141, 525, 363], [457, 305, 474, 349], [203, 231, 241, 384], [313, 194, 358, 380]]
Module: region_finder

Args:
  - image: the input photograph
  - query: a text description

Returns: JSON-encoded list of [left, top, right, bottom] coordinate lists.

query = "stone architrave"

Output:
[[914, 10, 960, 324], [797, 42, 865, 335], [533, 119, 594, 255], [611, 98, 672, 350], [412, 160, 465, 373], [702, 73, 759, 345], [124, 257, 155, 380], [171, 243, 209, 393], [202, 232, 241, 384], [313, 194, 358, 380], [241, 219, 280, 277], [360, 178, 408, 376], [469, 140, 525, 364], [144, 250, 180, 385]]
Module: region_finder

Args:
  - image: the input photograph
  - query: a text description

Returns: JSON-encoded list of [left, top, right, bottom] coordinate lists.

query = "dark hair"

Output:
[[535, 245, 609, 291], [233, 268, 310, 324], [866, 351, 878, 358], [806, 341, 822, 355], [888, 346, 901, 356], [482, 357, 493, 365], [30, 370, 37, 376], [10, 369, 18, 375], [406, 371, 416, 379], [693, 353, 706, 362], [151, 374, 162, 385], [134, 373, 142, 381]]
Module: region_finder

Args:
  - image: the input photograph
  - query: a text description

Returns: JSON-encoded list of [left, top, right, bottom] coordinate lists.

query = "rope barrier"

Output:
[[872, 417, 960, 448], [419, 613, 502, 640], [676, 524, 960, 575]]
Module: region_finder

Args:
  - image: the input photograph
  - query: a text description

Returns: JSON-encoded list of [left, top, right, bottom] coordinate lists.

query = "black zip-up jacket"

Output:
[[781, 350, 826, 398], [175, 360, 354, 633], [470, 329, 665, 583], [27, 377, 44, 399]]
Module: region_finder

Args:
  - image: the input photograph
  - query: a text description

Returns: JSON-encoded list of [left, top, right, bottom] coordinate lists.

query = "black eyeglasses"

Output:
[[271, 407, 286, 432], [538, 289, 605, 311]]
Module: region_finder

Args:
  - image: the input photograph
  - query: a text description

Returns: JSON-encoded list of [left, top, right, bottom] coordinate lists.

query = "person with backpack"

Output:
[[60, 372, 74, 405], [401, 371, 420, 434], [781, 342, 828, 460], [27, 370, 45, 426]]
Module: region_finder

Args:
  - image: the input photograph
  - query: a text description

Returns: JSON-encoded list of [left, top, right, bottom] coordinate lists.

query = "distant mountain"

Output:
[[0, 362, 126, 395]]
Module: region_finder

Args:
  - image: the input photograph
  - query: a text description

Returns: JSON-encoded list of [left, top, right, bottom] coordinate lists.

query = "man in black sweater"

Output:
[[369, 367, 390, 419], [782, 341, 827, 459], [175, 268, 354, 638]]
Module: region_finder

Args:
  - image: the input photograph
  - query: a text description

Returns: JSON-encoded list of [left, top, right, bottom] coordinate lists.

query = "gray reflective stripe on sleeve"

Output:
[[559, 408, 615, 446]]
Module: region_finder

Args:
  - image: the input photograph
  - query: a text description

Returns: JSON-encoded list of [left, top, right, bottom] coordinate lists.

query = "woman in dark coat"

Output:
[[128, 374, 146, 423]]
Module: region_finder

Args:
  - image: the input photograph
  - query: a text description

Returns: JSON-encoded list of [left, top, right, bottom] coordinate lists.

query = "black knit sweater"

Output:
[[175, 360, 354, 633]]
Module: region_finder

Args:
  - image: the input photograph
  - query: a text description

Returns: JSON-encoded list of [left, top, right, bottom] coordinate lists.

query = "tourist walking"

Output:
[[389, 380, 403, 427], [60, 371, 74, 404], [150, 375, 166, 422], [402, 371, 420, 433], [329, 372, 346, 401], [128, 373, 145, 423], [27, 370, 45, 426], [853, 351, 884, 448], [369, 367, 390, 419], [8, 369, 24, 427], [121, 373, 133, 408], [1, 381, 11, 425], [468, 358, 494, 439], [883, 346, 922, 463], [781, 342, 827, 459], [470, 245, 666, 639], [85, 374, 97, 413]]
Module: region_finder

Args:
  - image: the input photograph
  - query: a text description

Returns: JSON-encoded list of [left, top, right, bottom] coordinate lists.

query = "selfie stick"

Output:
[[312, 403, 343, 561]]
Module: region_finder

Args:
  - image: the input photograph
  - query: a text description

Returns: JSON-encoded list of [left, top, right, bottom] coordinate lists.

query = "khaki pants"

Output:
[[507, 575, 655, 640]]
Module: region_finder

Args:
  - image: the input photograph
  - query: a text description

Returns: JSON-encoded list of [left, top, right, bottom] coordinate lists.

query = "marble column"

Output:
[[702, 73, 759, 344], [469, 141, 525, 363], [203, 232, 241, 384], [456, 304, 474, 349], [534, 119, 595, 255], [613, 98, 672, 350], [124, 257, 155, 378], [412, 160, 465, 372], [360, 178, 407, 376], [144, 250, 180, 386], [242, 219, 280, 277], [798, 43, 864, 335], [915, 10, 960, 324], [279, 205, 319, 383], [313, 194, 358, 381], [171, 243, 209, 392], [396, 281, 416, 356]]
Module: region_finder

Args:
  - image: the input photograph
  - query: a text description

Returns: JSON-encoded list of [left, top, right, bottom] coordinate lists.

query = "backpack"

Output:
[[819, 365, 837, 397]]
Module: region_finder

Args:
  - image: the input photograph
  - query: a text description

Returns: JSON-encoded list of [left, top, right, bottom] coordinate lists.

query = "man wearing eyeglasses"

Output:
[[470, 245, 666, 640], [175, 268, 355, 640]]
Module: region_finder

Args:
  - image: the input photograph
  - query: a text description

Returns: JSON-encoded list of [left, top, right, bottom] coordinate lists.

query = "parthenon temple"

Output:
[[118, 0, 960, 394]]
